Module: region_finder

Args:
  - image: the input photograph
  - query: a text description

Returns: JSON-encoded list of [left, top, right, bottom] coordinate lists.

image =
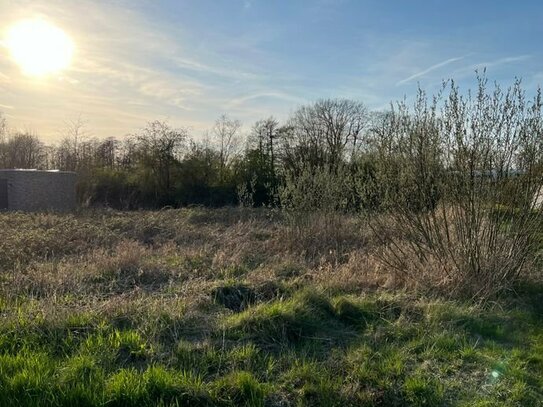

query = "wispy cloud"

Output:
[[0, 0, 275, 138], [0, 71, 10, 83], [447, 55, 533, 81], [227, 91, 306, 108], [470, 55, 531, 70], [1, 0, 539, 140], [396, 56, 466, 85]]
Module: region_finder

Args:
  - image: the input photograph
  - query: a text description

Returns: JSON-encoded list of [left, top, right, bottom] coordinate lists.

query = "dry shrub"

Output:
[[89, 240, 173, 292], [374, 206, 540, 298], [280, 212, 366, 265], [9, 261, 85, 298], [278, 162, 370, 265], [0, 212, 119, 270], [7, 240, 173, 298], [308, 250, 391, 293], [371, 76, 543, 299]]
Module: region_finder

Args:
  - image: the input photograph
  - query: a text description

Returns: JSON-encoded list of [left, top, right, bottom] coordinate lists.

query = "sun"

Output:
[[5, 19, 74, 77]]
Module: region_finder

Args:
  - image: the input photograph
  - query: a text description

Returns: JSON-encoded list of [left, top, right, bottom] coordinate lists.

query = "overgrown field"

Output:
[[0, 208, 541, 406]]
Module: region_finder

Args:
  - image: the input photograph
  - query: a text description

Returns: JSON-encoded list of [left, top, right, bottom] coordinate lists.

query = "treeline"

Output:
[[0, 78, 542, 215], [0, 99, 377, 209], [1, 76, 542, 297]]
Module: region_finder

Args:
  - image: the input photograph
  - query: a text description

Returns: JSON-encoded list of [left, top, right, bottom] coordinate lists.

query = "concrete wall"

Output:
[[0, 170, 76, 212]]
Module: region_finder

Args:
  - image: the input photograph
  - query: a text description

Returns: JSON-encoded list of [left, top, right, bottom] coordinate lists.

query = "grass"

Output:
[[0, 207, 541, 406]]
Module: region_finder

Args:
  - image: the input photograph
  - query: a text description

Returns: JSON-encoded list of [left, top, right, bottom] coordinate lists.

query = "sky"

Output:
[[1, 0, 543, 141]]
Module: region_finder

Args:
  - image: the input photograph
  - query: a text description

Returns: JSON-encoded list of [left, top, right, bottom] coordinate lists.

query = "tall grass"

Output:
[[0, 208, 542, 405]]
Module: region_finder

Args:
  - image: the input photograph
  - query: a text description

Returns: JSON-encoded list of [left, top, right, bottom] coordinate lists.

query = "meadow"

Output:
[[0, 208, 541, 406]]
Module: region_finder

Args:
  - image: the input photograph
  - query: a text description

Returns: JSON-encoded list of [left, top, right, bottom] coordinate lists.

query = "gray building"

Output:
[[0, 169, 77, 212]]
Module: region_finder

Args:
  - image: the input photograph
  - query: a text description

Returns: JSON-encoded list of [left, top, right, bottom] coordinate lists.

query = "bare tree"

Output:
[[55, 115, 91, 171], [95, 137, 119, 168], [0, 112, 7, 144], [285, 99, 369, 171], [213, 114, 241, 181], [136, 120, 188, 199], [0, 113, 8, 167], [3, 132, 45, 169], [252, 117, 279, 174]]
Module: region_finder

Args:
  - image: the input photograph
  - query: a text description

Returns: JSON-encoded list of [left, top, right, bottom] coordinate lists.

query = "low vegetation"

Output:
[[1, 77, 542, 404], [0, 208, 541, 406]]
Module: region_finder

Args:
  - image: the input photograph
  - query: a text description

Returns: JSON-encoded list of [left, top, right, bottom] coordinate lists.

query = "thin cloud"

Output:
[[1, 0, 275, 139], [449, 55, 533, 81], [173, 56, 264, 82], [396, 56, 465, 85], [228, 91, 305, 108], [0, 71, 11, 83], [470, 55, 531, 70]]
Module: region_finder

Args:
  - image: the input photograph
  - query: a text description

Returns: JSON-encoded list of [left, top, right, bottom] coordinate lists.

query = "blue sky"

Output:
[[1, 0, 542, 139]]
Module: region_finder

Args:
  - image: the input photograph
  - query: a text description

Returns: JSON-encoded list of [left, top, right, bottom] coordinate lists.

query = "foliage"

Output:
[[370, 76, 543, 298]]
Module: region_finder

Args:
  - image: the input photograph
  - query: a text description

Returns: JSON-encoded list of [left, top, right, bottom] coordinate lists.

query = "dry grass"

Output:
[[0, 207, 386, 300], [369, 204, 543, 299], [0, 207, 541, 406]]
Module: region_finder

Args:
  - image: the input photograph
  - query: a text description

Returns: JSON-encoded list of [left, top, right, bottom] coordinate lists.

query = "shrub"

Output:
[[371, 76, 543, 299]]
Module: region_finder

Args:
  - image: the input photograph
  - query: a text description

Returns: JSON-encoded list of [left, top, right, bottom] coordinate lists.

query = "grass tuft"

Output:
[[225, 290, 342, 348], [211, 370, 269, 407]]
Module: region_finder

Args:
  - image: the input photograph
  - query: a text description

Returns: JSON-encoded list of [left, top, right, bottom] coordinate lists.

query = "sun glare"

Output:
[[5, 19, 74, 77]]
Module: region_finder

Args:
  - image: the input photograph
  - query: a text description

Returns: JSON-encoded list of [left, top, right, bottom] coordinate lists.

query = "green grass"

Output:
[[0, 208, 541, 406], [1, 290, 541, 406]]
